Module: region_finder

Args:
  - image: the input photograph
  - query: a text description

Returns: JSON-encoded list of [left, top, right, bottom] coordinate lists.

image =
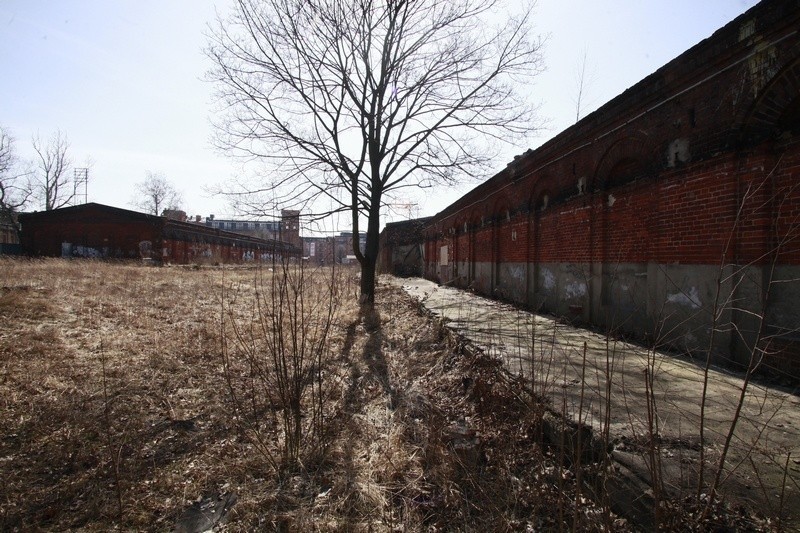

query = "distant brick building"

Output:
[[384, 0, 800, 378], [304, 236, 335, 264], [19, 203, 300, 263], [0, 211, 21, 254], [378, 217, 431, 276], [304, 231, 366, 265], [204, 209, 301, 249], [336, 232, 366, 263]]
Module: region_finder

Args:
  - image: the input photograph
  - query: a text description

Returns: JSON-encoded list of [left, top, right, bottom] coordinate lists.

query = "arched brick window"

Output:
[[777, 95, 800, 135], [593, 136, 649, 192], [605, 157, 641, 189], [738, 55, 800, 144]]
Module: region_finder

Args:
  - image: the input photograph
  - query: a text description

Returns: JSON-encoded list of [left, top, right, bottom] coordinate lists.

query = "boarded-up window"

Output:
[[439, 245, 448, 266]]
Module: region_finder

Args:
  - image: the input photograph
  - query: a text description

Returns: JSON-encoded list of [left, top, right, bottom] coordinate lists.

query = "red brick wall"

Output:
[[419, 0, 800, 269], [425, 151, 799, 270], [408, 0, 800, 377], [21, 213, 160, 259]]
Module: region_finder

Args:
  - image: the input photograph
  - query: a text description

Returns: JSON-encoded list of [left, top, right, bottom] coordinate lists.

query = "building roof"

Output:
[[19, 202, 161, 224]]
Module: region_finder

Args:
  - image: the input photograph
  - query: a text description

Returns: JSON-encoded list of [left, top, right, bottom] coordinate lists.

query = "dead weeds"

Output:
[[0, 258, 755, 531]]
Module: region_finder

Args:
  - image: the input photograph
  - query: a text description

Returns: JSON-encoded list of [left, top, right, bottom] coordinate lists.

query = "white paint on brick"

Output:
[[564, 281, 587, 299], [541, 268, 556, 291], [667, 286, 702, 309]]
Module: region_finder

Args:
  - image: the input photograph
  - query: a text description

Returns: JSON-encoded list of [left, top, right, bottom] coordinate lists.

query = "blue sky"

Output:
[[1, 0, 759, 230]]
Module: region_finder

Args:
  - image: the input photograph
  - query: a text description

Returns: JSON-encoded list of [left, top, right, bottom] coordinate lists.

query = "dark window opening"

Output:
[[778, 96, 800, 135], [606, 158, 641, 189]]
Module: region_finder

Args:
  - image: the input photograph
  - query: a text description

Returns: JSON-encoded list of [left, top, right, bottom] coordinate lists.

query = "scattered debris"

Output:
[[175, 491, 237, 533]]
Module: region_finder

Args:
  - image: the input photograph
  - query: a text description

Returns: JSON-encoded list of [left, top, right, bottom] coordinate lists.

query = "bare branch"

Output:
[[206, 0, 544, 302], [0, 126, 33, 240], [31, 130, 74, 211], [130, 172, 184, 216]]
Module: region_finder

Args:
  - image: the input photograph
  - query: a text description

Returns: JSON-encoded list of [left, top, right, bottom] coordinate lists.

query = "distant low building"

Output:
[[0, 210, 21, 255], [336, 232, 366, 263], [205, 209, 301, 248], [304, 231, 366, 265], [378, 217, 431, 276], [19, 202, 300, 263], [304, 236, 335, 264]]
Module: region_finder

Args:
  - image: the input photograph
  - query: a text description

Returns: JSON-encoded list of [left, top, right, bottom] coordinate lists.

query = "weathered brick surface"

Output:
[[402, 0, 800, 377], [420, 0, 800, 268]]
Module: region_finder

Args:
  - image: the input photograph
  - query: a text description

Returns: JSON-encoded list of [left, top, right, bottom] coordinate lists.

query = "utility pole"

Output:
[[73, 168, 89, 205]]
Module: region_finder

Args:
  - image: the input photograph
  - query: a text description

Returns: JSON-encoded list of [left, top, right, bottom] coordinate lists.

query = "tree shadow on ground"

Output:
[[361, 305, 400, 410], [340, 305, 400, 414], [332, 304, 402, 530], [340, 317, 361, 415]]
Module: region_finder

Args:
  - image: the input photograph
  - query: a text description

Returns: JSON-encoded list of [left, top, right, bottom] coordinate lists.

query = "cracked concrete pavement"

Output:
[[390, 276, 800, 527]]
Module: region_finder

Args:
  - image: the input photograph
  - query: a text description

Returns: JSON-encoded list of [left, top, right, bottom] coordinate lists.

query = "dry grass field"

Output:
[[0, 259, 556, 531], [0, 258, 774, 531]]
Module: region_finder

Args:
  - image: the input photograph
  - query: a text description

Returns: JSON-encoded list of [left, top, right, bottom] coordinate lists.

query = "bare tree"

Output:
[[207, 0, 544, 304], [32, 130, 74, 211], [572, 46, 597, 123], [131, 171, 183, 215], [0, 126, 32, 241]]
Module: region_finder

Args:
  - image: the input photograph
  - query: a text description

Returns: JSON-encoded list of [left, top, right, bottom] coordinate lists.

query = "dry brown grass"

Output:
[[1, 259, 244, 530], [1, 257, 639, 531]]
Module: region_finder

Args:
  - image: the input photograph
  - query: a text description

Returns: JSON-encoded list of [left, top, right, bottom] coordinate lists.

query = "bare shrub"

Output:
[[221, 260, 344, 474]]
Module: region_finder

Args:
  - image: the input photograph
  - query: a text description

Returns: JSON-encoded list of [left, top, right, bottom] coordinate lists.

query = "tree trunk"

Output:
[[360, 256, 376, 305], [358, 199, 382, 305]]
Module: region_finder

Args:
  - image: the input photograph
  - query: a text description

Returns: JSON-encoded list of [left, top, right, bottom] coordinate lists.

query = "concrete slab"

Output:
[[390, 276, 800, 527]]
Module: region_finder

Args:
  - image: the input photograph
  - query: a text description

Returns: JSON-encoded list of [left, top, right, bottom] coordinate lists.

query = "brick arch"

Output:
[[527, 183, 552, 245], [490, 195, 512, 224], [737, 54, 800, 146], [462, 205, 491, 291], [485, 193, 515, 294], [523, 177, 565, 309], [452, 216, 465, 235], [529, 188, 553, 213], [526, 187, 550, 252], [463, 210, 481, 284], [465, 207, 482, 229], [465, 205, 487, 231], [524, 172, 553, 212], [449, 217, 467, 284], [591, 135, 654, 312], [592, 136, 650, 191]]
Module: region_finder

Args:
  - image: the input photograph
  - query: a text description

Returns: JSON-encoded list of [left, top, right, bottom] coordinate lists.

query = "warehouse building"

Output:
[[19, 203, 300, 264], [383, 0, 800, 378]]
